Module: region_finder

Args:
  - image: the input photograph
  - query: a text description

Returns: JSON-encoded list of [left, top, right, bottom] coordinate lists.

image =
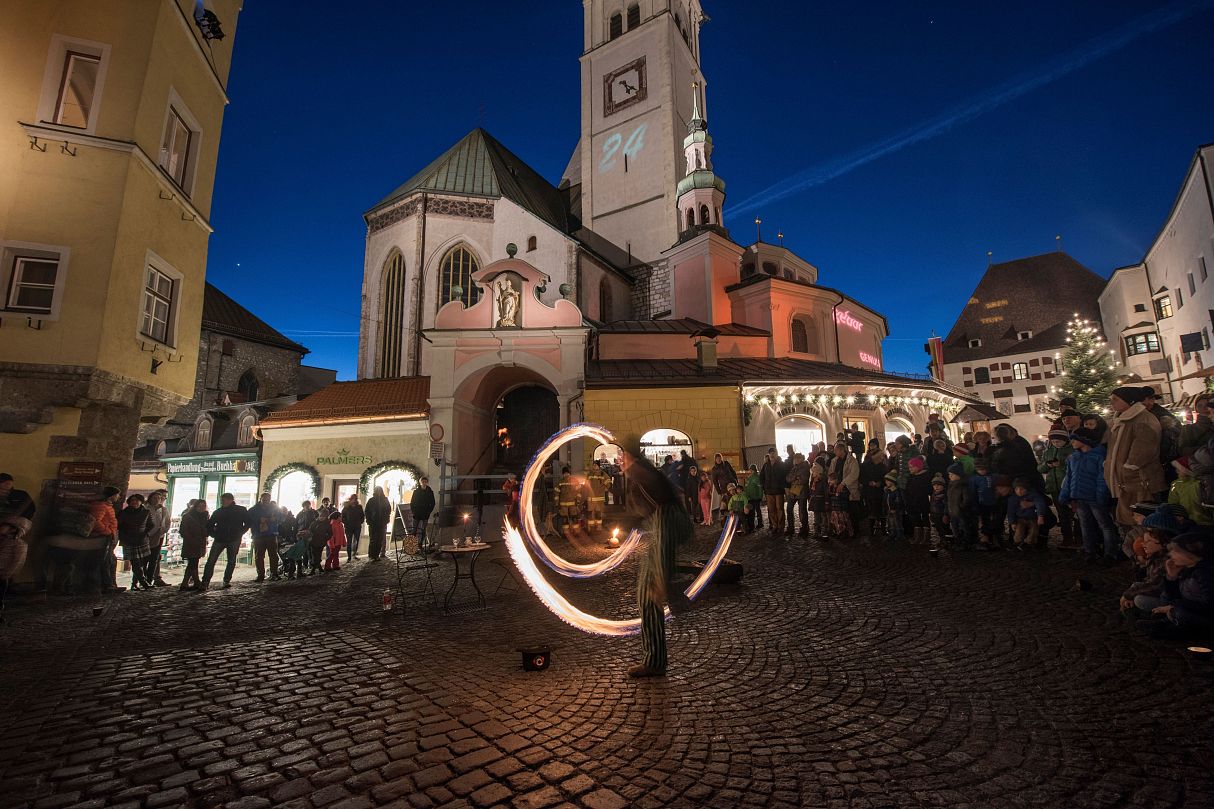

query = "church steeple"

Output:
[[676, 82, 726, 235]]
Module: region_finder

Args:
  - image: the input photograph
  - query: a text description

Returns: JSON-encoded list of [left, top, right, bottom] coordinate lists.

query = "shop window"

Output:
[[272, 470, 316, 510], [1012, 362, 1028, 380], [775, 415, 825, 458], [437, 244, 481, 309], [974, 367, 990, 384], [1125, 333, 1160, 356]]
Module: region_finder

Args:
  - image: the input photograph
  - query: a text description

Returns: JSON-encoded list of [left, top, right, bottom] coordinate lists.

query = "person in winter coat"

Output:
[[365, 486, 393, 559], [724, 483, 749, 532], [247, 493, 282, 583], [709, 454, 737, 523], [1168, 457, 1213, 526], [341, 494, 365, 561], [117, 494, 153, 590], [883, 471, 906, 542], [1039, 429, 1076, 547], [323, 512, 346, 571], [0, 515, 32, 622], [201, 493, 250, 590], [744, 465, 763, 532], [928, 474, 950, 543], [926, 439, 953, 478], [859, 446, 888, 535], [904, 457, 932, 543], [946, 464, 974, 549], [759, 448, 787, 536], [89, 487, 122, 593], [894, 435, 922, 491], [950, 444, 976, 477], [1105, 386, 1166, 526], [785, 454, 811, 537], [806, 463, 829, 537], [971, 431, 995, 469], [144, 490, 170, 587], [406, 480, 433, 553], [178, 499, 209, 591], [969, 459, 999, 548], [1138, 533, 1214, 640], [685, 466, 708, 525], [1178, 395, 1214, 458], [1058, 429, 1120, 562], [294, 500, 319, 574], [829, 443, 861, 530], [991, 424, 1044, 491], [1121, 510, 1180, 615], [1006, 478, 1049, 550]]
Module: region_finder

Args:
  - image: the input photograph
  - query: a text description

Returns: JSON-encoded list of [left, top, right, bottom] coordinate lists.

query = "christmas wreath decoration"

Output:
[[263, 462, 320, 501], [360, 460, 425, 498]]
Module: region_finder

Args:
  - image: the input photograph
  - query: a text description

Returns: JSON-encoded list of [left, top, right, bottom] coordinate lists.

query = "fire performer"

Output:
[[620, 439, 694, 678]]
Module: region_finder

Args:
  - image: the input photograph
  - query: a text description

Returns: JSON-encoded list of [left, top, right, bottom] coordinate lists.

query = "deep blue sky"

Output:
[[206, 1, 1214, 379]]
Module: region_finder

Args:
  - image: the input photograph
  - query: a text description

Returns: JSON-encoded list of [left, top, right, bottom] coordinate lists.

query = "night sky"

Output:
[[205, 1, 1214, 379]]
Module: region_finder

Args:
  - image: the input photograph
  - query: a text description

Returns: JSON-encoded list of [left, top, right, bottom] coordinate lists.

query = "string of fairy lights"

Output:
[[744, 389, 964, 416]]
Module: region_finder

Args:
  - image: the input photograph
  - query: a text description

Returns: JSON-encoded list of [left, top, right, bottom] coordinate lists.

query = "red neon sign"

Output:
[[859, 351, 881, 368], [835, 310, 864, 332]]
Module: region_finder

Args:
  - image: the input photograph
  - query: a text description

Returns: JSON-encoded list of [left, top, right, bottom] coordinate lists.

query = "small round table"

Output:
[[439, 543, 489, 613]]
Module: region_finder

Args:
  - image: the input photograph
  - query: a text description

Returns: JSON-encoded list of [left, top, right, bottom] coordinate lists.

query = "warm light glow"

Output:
[[508, 423, 740, 636]]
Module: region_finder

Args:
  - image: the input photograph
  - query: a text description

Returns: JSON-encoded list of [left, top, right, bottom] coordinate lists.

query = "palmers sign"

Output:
[[316, 449, 374, 466]]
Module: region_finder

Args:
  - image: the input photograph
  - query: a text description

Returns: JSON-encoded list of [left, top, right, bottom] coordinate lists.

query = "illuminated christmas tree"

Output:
[[1053, 315, 1119, 415]]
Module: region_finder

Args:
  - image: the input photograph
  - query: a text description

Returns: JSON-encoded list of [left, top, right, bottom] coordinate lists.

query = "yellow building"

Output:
[[0, 0, 241, 503]]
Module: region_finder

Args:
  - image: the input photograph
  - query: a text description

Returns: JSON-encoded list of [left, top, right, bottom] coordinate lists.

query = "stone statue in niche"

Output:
[[495, 276, 521, 328]]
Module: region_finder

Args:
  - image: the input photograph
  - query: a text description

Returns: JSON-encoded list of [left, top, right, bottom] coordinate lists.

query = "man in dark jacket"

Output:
[[201, 493, 249, 590], [759, 447, 787, 536], [1179, 395, 1214, 458], [365, 486, 394, 559], [341, 495, 365, 561], [0, 473, 36, 520], [246, 492, 281, 582], [407, 480, 435, 552]]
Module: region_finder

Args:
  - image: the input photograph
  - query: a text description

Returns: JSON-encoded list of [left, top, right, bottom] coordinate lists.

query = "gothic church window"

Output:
[[237, 369, 259, 402], [609, 13, 623, 39], [626, 4, 640, 30], [438, 245, 481, 310], [378, 251, 406, 377]]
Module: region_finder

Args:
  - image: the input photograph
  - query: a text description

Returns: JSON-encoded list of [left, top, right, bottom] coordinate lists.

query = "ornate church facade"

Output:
[[259, 1, 982, 516]]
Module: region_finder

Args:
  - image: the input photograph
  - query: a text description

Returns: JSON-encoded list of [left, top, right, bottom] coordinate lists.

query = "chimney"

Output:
[[696, 338, 718, 374]]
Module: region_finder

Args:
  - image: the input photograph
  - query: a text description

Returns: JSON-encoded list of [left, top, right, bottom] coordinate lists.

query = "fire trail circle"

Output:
[[504, 422, 739, 637]]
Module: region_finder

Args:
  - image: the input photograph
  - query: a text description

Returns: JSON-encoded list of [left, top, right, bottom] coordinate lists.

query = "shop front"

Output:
[[161, 451, 261, 568]]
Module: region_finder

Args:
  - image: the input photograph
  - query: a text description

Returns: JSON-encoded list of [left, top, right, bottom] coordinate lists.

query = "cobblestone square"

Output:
[[2, 528, 1213, 808]]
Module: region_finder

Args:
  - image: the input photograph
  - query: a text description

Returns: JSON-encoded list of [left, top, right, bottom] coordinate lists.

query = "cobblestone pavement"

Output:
[[2, 526, 1213, 809]]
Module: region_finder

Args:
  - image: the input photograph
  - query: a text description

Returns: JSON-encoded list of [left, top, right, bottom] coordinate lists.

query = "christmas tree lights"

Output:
[[1051, 314, 1119, 415]]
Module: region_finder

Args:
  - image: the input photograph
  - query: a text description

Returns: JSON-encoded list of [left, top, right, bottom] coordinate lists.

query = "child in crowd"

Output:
[[1039, 428, 1076, 547], [1168, 457, 1213, 526], [926, 439, 952, 477], [928, 474, 950, 543], [1056, 429, 1120, 563], [1120, 507, 1181, 618], [969, 460, 998, 548], [946, 463, 973, 549], [309, 514, 332, 574], [1136, 534, 1214, 641], [808, 463, 829, 538], [725, 482, 749, 533], [883, 471, 905, 542], [744, 465, 763, 532], [324, 511, 346, 571], [827, 474, 852, 538], [1007, 477, 1048, 551], [904, 456, 932, 544]]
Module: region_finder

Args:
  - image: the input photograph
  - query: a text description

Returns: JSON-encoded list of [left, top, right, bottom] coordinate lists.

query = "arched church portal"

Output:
[[453, 366, 560, 476], [495, 385, 559, 473]]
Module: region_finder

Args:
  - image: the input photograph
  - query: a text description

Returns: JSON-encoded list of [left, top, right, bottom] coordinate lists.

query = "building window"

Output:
[[1134, 303, 1147, 312], [1017, 330, 1033, 341], [526, 235, 537, 252], [967, 338, 982, 348], [158, 98, 201, 194], [237, 369, 259, 402], [741, 262, 755, 278], [237, 413, 257, 447], [1012, 362, 1028, 380], [685, 209, 694, 229], [6, 255, 59, 314], [1201, 257, 1209, 282], [791, 319, 808, 353], [762, 262, 778, 276], [378, 251, 405, 377], [438, 245, 481, 309], [1189, 273, 1197, 296], [609, 12, 623, 39], [974, 367, 991, 384], [140, 264, 177, 346], [627, 4, 641, 29], [1013, 403, 1031, 413], [699, 204, 710, 225], [194, 417, 212, 451], [599, 278, 613, 322], [1177, 288, 1185, 309], [1125, 333, 1161, 356], [53, 51, 101, 128], [1155, 295, 1173, 319]]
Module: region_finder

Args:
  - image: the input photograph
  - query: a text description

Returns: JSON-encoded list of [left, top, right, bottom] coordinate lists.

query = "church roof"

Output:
[[368, 128, 573, 234], [202, 283, 308, 354], [597, 318, 769, 337], [941, 252, 1106, 365]]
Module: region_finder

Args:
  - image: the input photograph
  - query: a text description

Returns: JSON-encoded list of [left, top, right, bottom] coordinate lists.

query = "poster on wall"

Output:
[[55, 461, 104, 509]]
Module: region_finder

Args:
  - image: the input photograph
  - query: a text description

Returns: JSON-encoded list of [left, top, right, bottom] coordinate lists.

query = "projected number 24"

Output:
[[599, 123, 648, 173]]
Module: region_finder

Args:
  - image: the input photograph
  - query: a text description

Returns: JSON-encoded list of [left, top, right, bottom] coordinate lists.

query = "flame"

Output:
[[507, 422, 740, 636]]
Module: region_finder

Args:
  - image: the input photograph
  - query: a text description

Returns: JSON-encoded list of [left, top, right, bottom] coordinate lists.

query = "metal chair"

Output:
[[391, 531, 438, 614]]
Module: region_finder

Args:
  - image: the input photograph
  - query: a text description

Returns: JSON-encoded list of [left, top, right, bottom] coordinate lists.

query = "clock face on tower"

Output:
[[603, 56, 647, 117]]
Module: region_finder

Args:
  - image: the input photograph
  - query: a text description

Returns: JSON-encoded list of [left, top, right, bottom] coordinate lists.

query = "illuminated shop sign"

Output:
[[859, 351, 881, 368]]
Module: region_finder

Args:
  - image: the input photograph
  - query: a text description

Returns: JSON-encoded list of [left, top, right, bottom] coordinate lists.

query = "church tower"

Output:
[[564, 0, 707, 265]]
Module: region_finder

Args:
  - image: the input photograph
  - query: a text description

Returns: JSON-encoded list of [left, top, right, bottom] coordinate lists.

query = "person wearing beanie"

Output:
[[1167, 456, 1213, 527], [1006, 478, 1050, 550], [1107, 386, 1166, 526], [1039, 428, 1076, 548], [968, 460, 998, 549], [904, 454, 932, 544], [859, 443, 888, 537], [1134, 531, 1214, 640], [946, 463, 974, 549], [883, 470, 906, 541], [1058, 429, 1120, 562], [894, 436, 923, 492], [926, 473, 950, 544], [948, 444, 975, 478], [0, 473, 36, 521]]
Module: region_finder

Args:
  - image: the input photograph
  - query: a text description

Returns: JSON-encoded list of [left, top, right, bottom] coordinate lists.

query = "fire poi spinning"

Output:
[[505, 423, 739, 677]]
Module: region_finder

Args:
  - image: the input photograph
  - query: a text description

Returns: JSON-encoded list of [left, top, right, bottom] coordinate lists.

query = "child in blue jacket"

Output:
[[1007, 477, 1049, 550], [969, 459, 998, 545], [1056, 429, 1121, 561]]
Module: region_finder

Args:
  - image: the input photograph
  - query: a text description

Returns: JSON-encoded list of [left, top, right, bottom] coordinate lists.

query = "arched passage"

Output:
[[775, 415, 825, 458], [639, 428, 693, 467], [453, 365, 561, 476], [884, 417, 915, 446]]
